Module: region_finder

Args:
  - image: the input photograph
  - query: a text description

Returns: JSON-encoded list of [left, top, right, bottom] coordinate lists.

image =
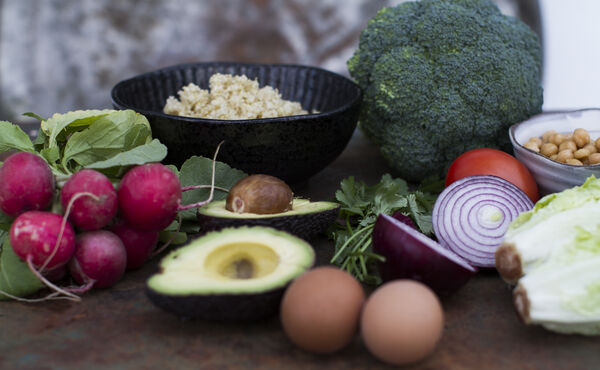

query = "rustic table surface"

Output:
[[0, 131, 598, 370]]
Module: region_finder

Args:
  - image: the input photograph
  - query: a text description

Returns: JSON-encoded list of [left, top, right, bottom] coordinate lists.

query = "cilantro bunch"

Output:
[[330, 174, 441, 285]]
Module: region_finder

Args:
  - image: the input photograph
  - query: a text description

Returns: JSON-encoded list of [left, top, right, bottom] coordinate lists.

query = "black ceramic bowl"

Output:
[[111, 62, 362, 183]]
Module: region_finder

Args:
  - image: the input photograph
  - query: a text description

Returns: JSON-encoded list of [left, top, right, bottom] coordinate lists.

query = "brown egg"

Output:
[[361, 280, 444, 366], [280, 266, 366, 354]]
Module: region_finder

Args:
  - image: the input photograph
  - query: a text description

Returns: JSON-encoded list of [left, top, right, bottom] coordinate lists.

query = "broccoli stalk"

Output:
[[348, 0, 543, 182]]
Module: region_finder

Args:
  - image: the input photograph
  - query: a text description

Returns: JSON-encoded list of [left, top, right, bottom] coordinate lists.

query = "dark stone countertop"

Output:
[[0, 131, 598, 370]]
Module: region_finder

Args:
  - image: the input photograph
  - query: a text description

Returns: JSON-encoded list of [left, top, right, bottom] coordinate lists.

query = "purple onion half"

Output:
[[432, 175, 534, 268], [372, 213, 477, 295]]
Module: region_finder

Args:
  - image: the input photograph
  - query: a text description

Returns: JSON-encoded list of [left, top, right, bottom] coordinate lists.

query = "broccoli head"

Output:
[[348, 0, 543, 182]]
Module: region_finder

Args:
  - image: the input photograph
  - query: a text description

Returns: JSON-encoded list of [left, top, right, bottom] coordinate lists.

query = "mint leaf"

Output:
[[0, 121, 35, 154], [0, 233, 44, 300], [178, 156, 247, 223]]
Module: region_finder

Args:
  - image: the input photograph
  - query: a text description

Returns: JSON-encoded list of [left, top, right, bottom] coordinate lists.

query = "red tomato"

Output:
[[445, 148, 539, 202]]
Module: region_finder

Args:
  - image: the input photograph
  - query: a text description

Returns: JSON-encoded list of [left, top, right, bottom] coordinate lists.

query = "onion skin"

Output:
[[372, 214, 477, 295]]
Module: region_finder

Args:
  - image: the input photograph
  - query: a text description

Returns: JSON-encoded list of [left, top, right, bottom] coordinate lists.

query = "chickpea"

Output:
[[565, 133, 573, 141], [540, 143, 558, 157], [584, 143, 597, 154], [574, 148, 590, 160], [566, 158, 583, 166], [549, 154, 558, 161], [551, 133, 567, 146], [573, 128, 590, 148], [595, 137, 600, 151], [558, 140, 577, 153], [542, 130, 558, 143], [556, 149, 574, 163], [528, 137, 543, 147], [589, 153, 600, 165], [523, 140, 540, 152]]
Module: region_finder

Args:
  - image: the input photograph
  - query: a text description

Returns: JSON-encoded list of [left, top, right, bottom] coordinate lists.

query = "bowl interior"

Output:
[[112, 62, 361, 118], [512, 109, 600, 146]]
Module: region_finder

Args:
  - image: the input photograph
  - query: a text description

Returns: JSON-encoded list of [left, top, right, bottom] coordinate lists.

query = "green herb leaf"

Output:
[[0, 233, 44, 300], [329, 174, 440, 284], [0, 121, 35, 154], [178, 156, 247, 224]]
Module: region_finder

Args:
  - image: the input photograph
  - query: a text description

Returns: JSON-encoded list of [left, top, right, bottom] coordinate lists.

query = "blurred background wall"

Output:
[[0, 0, 541, 127]]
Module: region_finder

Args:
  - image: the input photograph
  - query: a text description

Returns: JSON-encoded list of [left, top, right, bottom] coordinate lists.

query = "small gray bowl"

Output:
[[509, 108, 600, 195], [111, 62, 362, 183]]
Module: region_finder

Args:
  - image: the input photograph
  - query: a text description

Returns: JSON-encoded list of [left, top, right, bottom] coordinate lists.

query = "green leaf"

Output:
[[40, 146, 60, 166], [0, 121, 35, 154], [86, 139, 167, 172], [61, 112, 152, 170], [178, 156, 247, 223], [0, 211, 11, 231], [158, 230, 188, 245], [32, 129, 49, 152], [22, 112, 46, 122], [42, 109, 115, 148], [0, 233, 44, 300]]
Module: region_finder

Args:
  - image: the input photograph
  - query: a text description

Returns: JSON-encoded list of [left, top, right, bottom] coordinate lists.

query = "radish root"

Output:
[[177, 140, 224, 211], [39, 191, 99, 273], [151, 214, 183, 258]]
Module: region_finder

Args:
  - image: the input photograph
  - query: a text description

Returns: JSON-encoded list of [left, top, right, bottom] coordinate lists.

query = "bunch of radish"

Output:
[[0, 151, 216, 301]]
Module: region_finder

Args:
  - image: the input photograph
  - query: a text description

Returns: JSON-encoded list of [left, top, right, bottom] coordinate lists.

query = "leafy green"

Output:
[[0, 120, 35, 153], [0, 232, 44, 300], [86, 139, 167, 177], [0, 211, 11, 231], [17, 109, 166, 179], [41, 109, 114, 148], [330, 174, 440, 285], [178, 156, 247, 230]]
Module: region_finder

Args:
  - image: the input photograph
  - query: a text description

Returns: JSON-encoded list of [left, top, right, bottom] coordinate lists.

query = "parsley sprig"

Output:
[[330, 174, 442, 285]]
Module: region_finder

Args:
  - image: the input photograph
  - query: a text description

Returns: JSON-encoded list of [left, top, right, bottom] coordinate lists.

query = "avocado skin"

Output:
[[197, 205, 340, 240], [146, 285, 286, 321]]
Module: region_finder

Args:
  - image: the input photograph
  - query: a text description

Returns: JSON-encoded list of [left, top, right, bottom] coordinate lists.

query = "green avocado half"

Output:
[[146, 226, 315, 321], [197, 198, 340, 240]]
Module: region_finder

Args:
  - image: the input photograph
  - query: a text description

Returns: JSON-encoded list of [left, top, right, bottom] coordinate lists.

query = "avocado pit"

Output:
[[226, 174, 293, 214]]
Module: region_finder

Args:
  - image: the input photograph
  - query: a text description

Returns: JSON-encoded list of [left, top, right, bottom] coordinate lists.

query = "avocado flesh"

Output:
[[146, 226, 315, 320], [197, 198, 340, 240]]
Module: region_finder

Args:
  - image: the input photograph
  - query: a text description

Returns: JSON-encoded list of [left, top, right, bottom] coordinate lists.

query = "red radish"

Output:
[[118, 163, 182, 231], [109, 218, 159, 270], [69, 230, 127, 289], [0, 152, 55, 217], [10, 211, 76, 270], [60, 169, 118, 230], [43, 265, 68, 283]]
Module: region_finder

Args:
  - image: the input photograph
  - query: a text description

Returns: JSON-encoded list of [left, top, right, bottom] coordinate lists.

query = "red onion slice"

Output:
[[433, 175, 534, 268]]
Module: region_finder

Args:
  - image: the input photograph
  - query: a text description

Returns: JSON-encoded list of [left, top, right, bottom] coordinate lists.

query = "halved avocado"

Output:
[[197, 198, 340, 240], [146, 226, 315, 321]]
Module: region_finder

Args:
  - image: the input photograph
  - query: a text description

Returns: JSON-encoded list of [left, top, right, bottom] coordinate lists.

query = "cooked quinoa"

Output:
[[163, 73, 308, 120]]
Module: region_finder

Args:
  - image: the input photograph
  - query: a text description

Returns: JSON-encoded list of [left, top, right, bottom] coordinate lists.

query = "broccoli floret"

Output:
[[348, 0, 543, 182]]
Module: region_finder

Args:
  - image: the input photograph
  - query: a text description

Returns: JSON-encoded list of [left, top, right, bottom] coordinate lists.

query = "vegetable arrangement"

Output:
[[0, 110, 247, 301]]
